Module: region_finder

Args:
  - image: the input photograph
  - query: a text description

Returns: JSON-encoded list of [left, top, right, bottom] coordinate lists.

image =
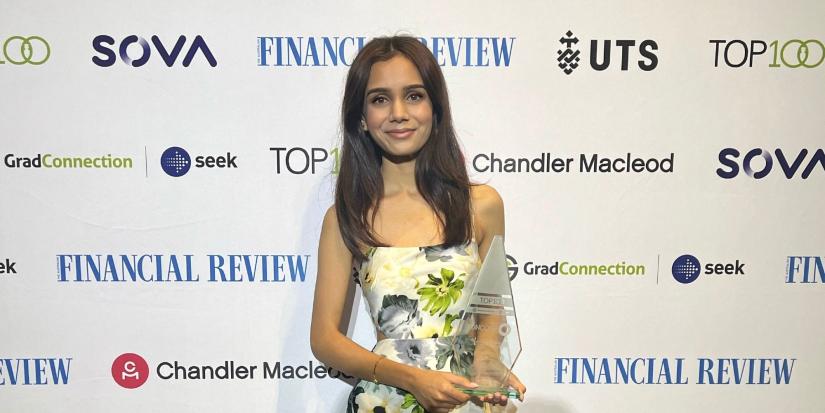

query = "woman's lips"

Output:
[[386, 129, 415, 139]]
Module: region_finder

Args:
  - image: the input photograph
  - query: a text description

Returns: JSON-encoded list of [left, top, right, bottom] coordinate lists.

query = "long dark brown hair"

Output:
[[335, 36, 473, 262]]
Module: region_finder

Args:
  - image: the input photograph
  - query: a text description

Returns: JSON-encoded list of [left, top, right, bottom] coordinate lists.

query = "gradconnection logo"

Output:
[[3, 153, 133, 169], [1, 36, 50, 65]]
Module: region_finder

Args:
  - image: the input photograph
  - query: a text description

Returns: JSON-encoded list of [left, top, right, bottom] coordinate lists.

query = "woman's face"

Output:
[[363, 55, 433, 159]]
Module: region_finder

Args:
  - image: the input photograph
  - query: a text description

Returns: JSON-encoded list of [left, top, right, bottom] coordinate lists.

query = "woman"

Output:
[[310, 36, 526, 413]]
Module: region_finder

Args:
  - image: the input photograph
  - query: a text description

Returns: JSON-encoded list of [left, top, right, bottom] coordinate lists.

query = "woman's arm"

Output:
[[472, 184, 528, 403], [310, 206, 418, 389]]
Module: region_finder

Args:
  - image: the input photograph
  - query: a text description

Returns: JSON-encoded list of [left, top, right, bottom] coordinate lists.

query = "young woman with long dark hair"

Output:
[[310, 36, 526, 413]]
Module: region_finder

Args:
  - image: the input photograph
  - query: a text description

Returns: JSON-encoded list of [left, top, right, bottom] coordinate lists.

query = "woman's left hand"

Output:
[[476, 372, 526, 406]]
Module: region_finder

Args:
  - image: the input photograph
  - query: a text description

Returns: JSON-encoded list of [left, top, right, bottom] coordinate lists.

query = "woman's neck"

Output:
[[380, 155, 418, 196]]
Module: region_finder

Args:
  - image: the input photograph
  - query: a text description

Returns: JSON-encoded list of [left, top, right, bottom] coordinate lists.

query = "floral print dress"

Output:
[[347, 240, 483, 413]]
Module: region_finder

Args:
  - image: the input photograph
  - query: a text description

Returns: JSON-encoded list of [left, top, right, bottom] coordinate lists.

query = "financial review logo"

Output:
[[160, 147, 238, 177], [785, 256, 824, 284], [0, 357, 72, 385], [92, 35, 217, 67], [1, 35, 50, 65], [672, 254, 745, 284], [557, 30, 658, 75], [710, 38, 824, 69], [257, 36, 514, 67], [716, 148, 825, 179], [56, 253, 309, 283], [112, 353, 149, 389]]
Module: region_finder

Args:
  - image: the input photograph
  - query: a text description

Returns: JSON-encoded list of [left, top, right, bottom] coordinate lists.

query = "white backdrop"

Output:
[[1, 0, 824, 412]]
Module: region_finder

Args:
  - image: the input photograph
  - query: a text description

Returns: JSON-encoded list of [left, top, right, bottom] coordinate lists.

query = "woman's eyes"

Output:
[[369, 92, 427, 105]]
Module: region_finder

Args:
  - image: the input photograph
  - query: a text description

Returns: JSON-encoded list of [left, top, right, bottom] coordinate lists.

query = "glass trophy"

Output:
[[451, 235, 522, 400]]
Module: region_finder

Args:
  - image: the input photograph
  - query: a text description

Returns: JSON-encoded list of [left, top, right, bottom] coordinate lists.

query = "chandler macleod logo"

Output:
[[112, 353, 149, 389]]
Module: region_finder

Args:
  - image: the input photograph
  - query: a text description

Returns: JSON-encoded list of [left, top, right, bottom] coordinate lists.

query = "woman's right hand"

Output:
[[408, 368, 477, 413]]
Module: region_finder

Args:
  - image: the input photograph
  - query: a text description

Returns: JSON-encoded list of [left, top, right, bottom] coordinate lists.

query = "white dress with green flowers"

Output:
[[347, 239, 483, 413]]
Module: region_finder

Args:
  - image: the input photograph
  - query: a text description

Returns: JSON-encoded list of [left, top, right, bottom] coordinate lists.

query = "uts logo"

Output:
[[557, 31, 580, 74], [557, 30, 658, 75], [672, 255, 701, 284], [1, 36, 50, 65], [112, 353, 149, 389], [160, 147, 191, 177], [92, 35, 217, 67], [716, 148, 825, 179]]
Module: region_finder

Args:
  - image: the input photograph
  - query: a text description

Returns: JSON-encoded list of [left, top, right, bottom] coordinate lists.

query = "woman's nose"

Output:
[[389, 98, 409, 122]]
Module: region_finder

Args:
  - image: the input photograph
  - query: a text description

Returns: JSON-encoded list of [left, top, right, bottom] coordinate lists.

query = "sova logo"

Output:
[[557, 30, 658, 75], [112, 353, 149, 389], [92, 35, 217, 67], [0, 358, 72, 385], [717, 148, 825, 179]]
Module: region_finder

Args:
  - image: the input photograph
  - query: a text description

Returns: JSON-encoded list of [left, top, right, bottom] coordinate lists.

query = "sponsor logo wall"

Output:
[[1, 1, 823, 413]]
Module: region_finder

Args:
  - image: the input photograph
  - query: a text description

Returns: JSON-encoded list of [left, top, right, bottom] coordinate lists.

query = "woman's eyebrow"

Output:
[[366, 84, 426, 96]]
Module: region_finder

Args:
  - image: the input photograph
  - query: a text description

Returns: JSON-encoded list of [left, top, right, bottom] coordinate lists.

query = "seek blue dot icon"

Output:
[[161, 146, 191, 177], [672, 254, 701, 284]]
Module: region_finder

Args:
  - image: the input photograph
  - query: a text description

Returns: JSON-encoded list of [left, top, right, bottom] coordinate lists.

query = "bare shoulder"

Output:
[[322, 204, 338, 227], [320, 205, 347, 250], [470, 184, 505, 242], [471, 184, 505, 216]]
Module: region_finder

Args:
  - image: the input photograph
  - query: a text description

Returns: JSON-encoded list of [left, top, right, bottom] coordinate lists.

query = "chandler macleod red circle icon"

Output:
[[112, 353, 149, 389]]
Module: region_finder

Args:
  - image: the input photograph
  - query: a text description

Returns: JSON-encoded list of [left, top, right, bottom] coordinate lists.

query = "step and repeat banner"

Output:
[[1, 0, 823, 412]]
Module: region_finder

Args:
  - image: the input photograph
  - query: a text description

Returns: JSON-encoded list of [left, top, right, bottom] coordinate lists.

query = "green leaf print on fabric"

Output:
[[435, 336, 476, 378], [417, 268, 465, 316], [400, 392, 426, 413], [442, 312, 461, 337]]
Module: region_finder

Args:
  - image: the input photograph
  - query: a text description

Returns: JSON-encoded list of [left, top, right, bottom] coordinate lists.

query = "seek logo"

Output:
[[0, 258, 17, 274], [672, 255, 746, 284], [160, 146, 238, 177]]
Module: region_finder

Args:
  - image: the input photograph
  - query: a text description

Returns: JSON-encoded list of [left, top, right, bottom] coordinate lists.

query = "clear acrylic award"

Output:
[[451, 235, 522, 399]]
